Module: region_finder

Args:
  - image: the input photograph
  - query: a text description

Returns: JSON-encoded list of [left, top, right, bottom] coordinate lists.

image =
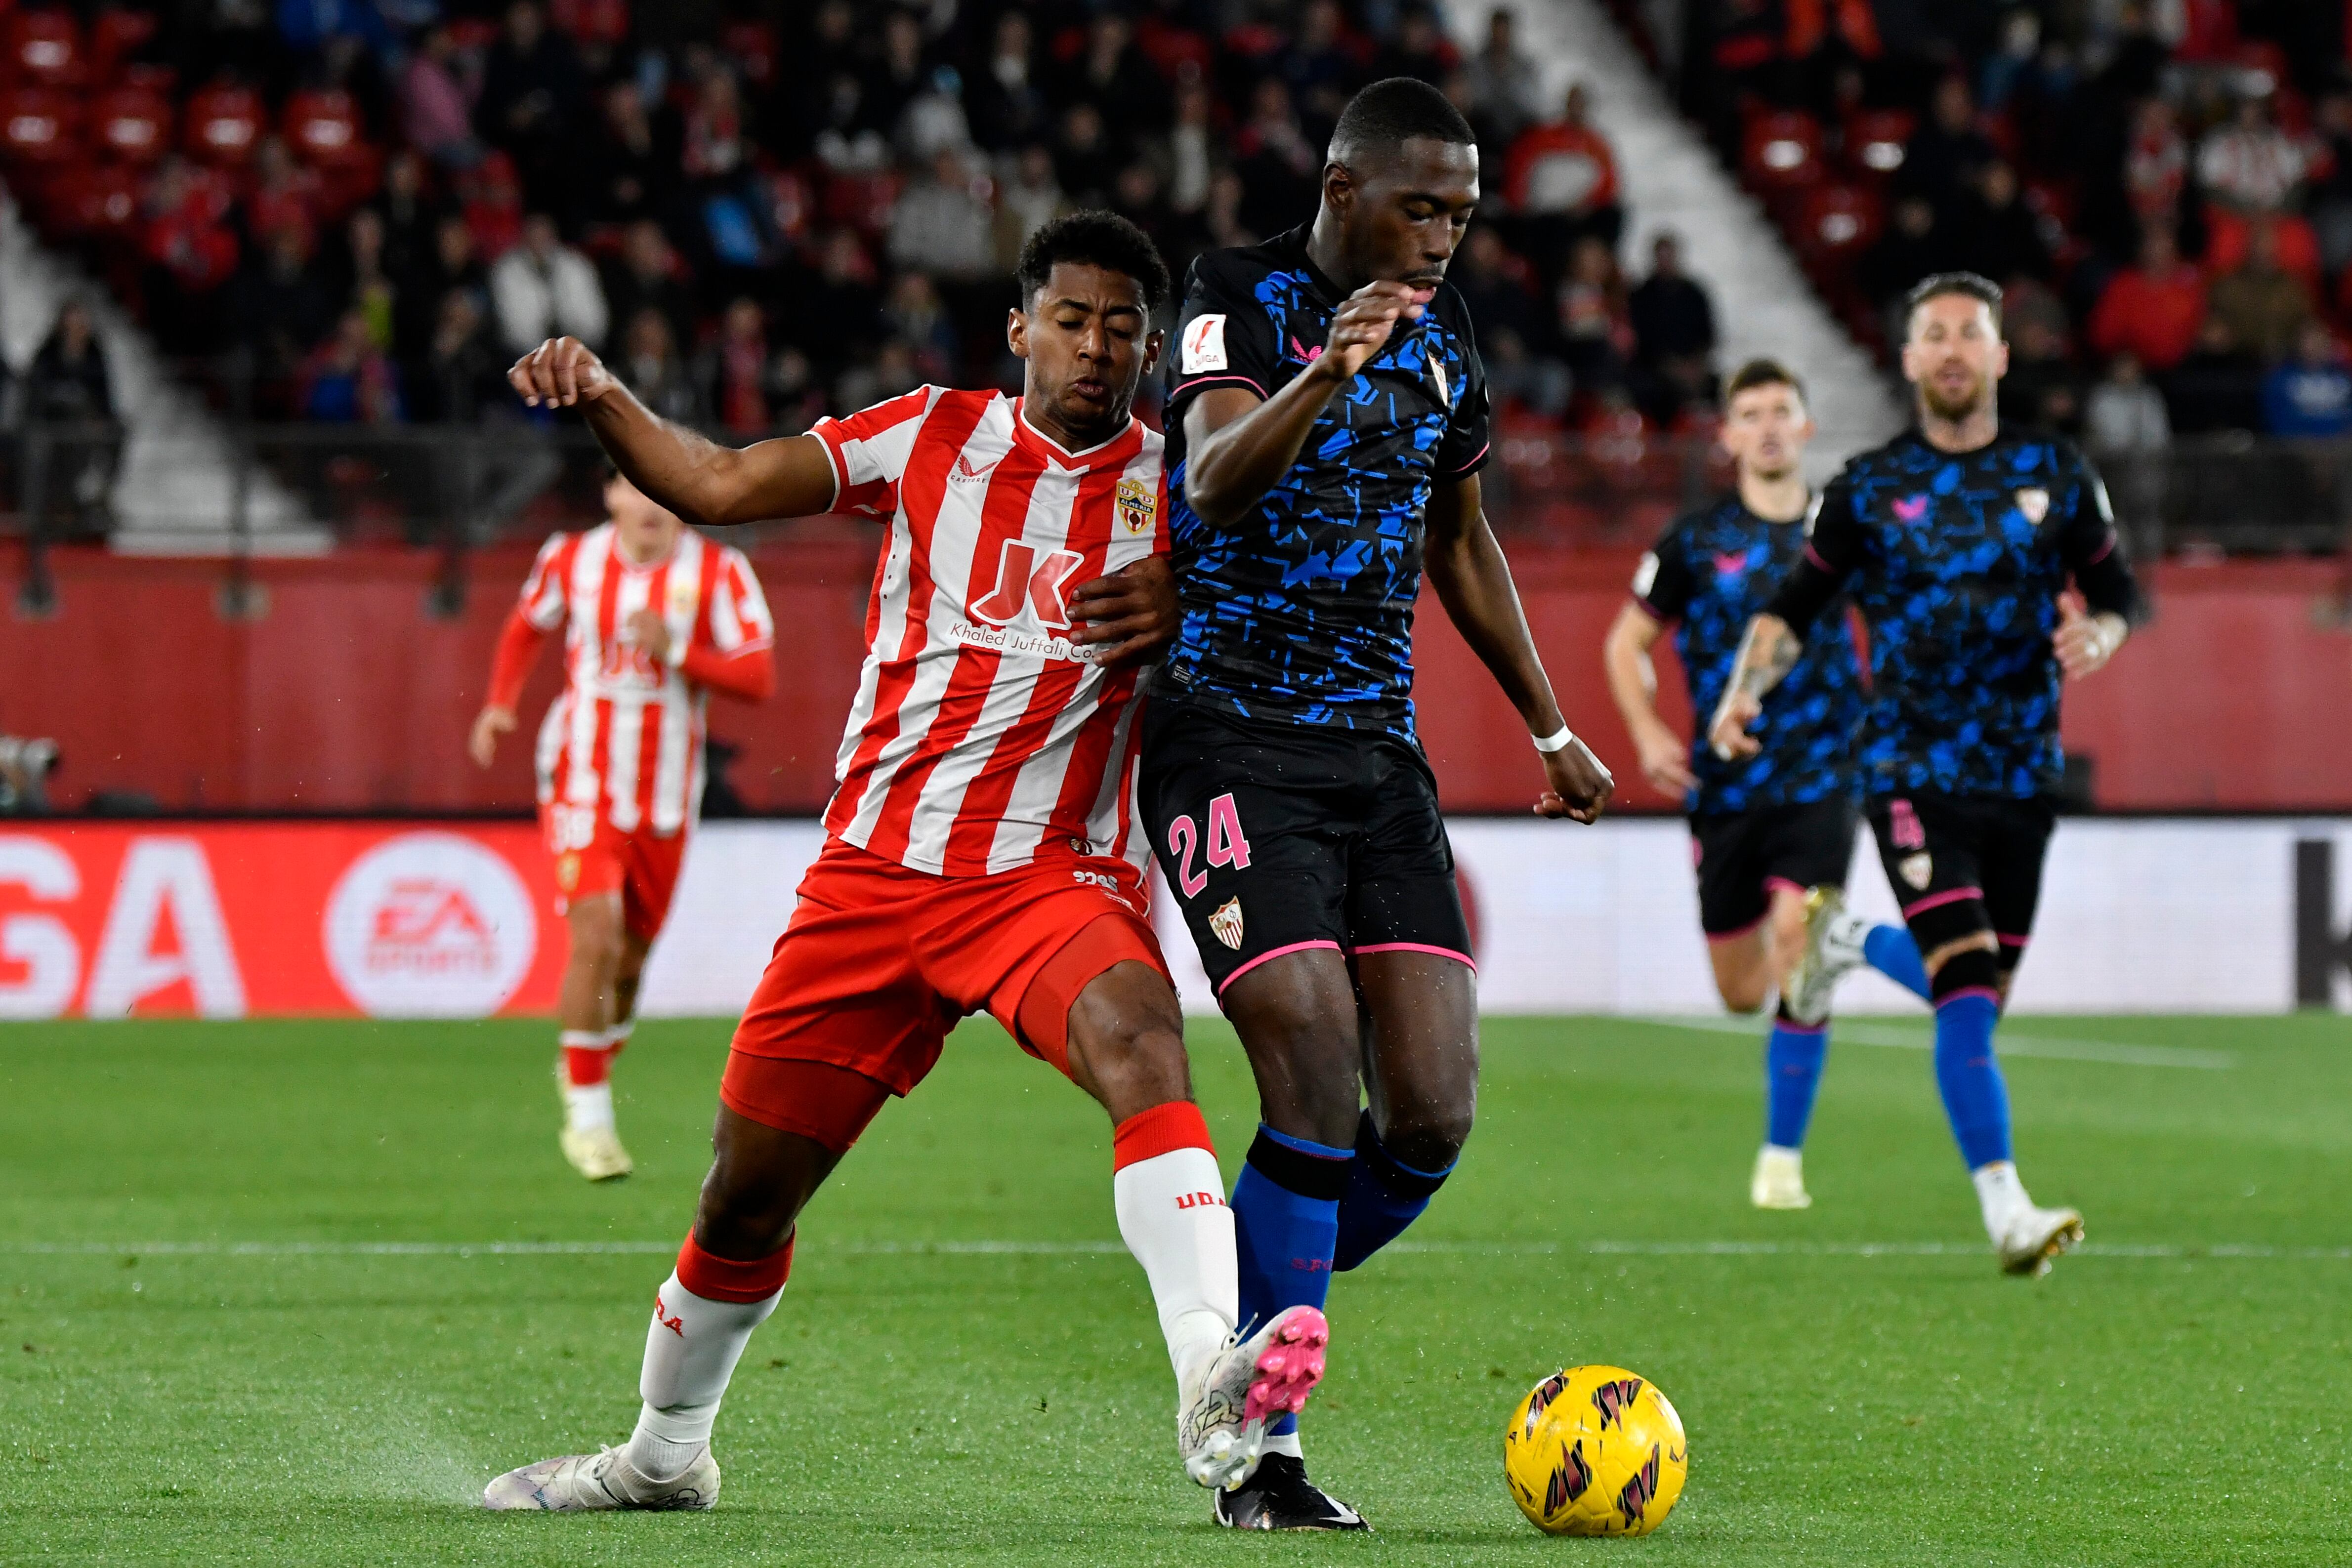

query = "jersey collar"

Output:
[[1012, 396, 1142, 471], [1272, 223, 1345, 308]]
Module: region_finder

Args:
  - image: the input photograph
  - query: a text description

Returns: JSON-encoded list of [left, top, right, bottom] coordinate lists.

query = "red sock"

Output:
[[676, 1229, 795, 1303], [560, 1030, 609, 1088]]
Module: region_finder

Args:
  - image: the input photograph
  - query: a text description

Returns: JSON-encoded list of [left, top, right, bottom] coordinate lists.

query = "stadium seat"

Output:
[[183, 81, 263, 167], [549, 0, 629, 45], [6, 9, 85, 89], [822, 167, 904, 240], [1740, 110, 1824, 194], [43, 162, 140, 239], [2203, 209, 2323, 289], [89, 6, 159, 83], [720, 19, 776, 88], [90, 84, 171, 166], [1843, 108, 1914, 180], [283, 88, 381, 213], [1798, 183, 1884, 261], [0, 87, 81, 165]]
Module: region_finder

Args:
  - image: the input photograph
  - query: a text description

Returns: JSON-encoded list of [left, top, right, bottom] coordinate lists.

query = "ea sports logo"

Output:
[[324, 833, 538, 1016]]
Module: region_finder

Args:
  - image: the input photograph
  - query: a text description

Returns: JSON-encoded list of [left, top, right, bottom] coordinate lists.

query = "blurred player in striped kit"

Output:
[[469, 468, 776, 1180]]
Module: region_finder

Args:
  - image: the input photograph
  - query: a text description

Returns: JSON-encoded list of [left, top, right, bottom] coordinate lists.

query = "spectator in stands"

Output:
[[235, 226, 335, 384], [2001, 297, 2083, 433], [2261, 321, 2352, 438], [2085, 353, 2172, 453], [1111, 161, 1183, 278], [796, 228, 883, 376], [1167, 73, 1216, 218], [401, 24, 483, 170], [2197, 89, 2307, 214], [864, 8, 932, 149], [1859, 194, 1943, 312], [1627, 232, 1717, 425], [489, 213, 607, 355], [475, 0, 589, 211], [1451, 224, 1542, 346], [399, 213, 489, 364], [883, 271, 959, 384], [966, 9, 1051, 153], [327, 208, 399, 356], [404, 289, 505, 423], [246, 135, 322, 257], [2206, 218, 2311, 363], [2307, 88, 2352, 276], [300, 309, 401, 423], [1503, 82, 1622, 280], [374, 151, 436, 289], [1901, 75, 1995, 222], [23, 300, 113, 428], [599, 221, 694, 367], [2089, 225, 2207, 372], [994, 143, 1070, 275], [577, 78, 668, 231], [1055, 102, 1122, 208], [1462, 6, 1545, 148], [836, 336, 922, 415], [1375, 3, 1458, 87], [1062, 13, 1170, 133], [614, 307, 703, 426], [1233, 80, 1321, 240], [142, 157, 241, 358], [1554, 235, 1632, 399], [2164, 316, 2265, 434], [2122, 97, 2187, 233], [888, 148, 994, 283], [1281, 0, 1363, 130], [702, 296, 773, 437], [1950, 160, 2051, 284]]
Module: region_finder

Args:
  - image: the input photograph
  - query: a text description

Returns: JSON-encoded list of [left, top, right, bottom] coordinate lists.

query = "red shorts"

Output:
[[541, 800, 686, 942], [720, 836, 1169, 1150]]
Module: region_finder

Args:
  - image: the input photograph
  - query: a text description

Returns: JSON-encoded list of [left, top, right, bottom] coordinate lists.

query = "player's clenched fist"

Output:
[[1311, 280, 1434, 381], [509, 336, 617, 408], [1706, 690, 1764, 762], [1535, 736, 1614, 824]]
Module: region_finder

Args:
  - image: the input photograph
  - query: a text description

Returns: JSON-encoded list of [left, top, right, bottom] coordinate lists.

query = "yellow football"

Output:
[[1502, 1363, 1688, 1536]]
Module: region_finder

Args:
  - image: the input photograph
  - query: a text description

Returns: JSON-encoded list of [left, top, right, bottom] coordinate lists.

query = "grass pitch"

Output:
[[3, 1012, 2348, 1565]]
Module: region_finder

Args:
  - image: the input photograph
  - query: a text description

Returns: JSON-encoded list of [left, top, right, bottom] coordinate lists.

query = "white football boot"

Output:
[[1783, 886, 1869, 1026], [1178, 1305, 1330, 1490], [1994, 1204, 2085, 1277], [1750, 1144, 1812, 1210], [482, 1444, 718, 1511], [559, 1124, 633, 1182]]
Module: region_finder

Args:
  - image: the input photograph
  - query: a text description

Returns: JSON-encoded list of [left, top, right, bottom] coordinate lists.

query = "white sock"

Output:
[[1972, 1160, 2028, 1238], [559, 1031, 614, 1132], [1113, 1146, 1238, 1383], [603, 1021, 635, 1049], [624, 1272, 780, 1479], [1262, 1431, 1303, 1460]]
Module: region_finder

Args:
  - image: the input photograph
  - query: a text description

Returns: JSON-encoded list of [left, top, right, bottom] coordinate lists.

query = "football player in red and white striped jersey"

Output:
[[470, 468, 777, 1181], [483, 214, 1329, 1516]]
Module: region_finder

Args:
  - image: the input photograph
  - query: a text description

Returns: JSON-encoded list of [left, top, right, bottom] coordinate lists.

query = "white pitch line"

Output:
[[6, 1239, 2346, 1260], [1646, 1015, 2235, 1071]]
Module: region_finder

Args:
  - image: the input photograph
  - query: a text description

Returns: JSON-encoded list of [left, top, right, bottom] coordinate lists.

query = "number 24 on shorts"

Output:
[[1166, 793, 1252, 898]]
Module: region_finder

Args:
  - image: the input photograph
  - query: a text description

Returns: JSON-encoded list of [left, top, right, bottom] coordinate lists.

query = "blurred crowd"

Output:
[[2, 0, 1738, 442], [1664, 0, 2352, 451]]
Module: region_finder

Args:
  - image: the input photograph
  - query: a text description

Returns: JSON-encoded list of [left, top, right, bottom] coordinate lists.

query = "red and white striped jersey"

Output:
[[517, 523, 774, 837], [812, 385, 1168, 877]]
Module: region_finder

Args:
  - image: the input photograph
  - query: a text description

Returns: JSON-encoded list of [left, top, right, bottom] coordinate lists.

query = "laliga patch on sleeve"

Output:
[[1632, 551, 1659, 598], [1180, 314, 1228, 373]]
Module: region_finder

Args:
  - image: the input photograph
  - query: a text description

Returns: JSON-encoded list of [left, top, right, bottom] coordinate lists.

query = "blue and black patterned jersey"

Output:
[[1155, 225, 1491, 735], [1765, 427, 2139, 800], [1637, 495, 1865, 815]]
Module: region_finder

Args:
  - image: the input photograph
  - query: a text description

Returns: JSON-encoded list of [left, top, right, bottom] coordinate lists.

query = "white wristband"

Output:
[[1532, 725, 1576, 754]]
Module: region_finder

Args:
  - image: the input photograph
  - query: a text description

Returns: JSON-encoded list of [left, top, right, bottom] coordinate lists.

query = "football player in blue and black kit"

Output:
[[1710, 273, 2140, 1277], [1603, 360, 1933, 1213], [1146, 79, 1614, 1528]]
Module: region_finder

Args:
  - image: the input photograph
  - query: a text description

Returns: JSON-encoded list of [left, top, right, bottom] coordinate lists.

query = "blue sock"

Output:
[[1229, 1124, 1350, 1438], [1764, 1012, 1829, 1149], [1930, 959, 2012, 1168], [1863, 923, 1932, 999], [1334, 1110, 1454, 1272]]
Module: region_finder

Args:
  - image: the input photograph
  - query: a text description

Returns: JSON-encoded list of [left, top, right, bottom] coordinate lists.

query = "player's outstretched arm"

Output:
[[1425, 474, 1612, 823], [1179, 280, 1428, 526], [508, 336, 838, 528], [1706, 615, 1802, 761], [1601, 603, 1697, 795]]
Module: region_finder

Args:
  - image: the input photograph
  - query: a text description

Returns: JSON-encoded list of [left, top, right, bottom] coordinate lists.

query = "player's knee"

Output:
[[1379, 1098, 1474, 1174], [567, 905, 625, 972], [1718, 976, 1770, 1014]]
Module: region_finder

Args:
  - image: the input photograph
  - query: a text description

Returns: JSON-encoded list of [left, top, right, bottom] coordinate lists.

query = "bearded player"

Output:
[[1151, 80, 1613, 1528], [480, 213, 1330, 1514], [471, 468, 776, 1182], [1602, 360, 1933, 1211], [1710, 273, 2140, 1276]]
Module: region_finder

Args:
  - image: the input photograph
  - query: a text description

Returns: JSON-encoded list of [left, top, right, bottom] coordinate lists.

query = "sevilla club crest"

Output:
[[2015, 487, 2050, 524], [1209, 896, 1245, 950], [1899, 852, 1934, 890]]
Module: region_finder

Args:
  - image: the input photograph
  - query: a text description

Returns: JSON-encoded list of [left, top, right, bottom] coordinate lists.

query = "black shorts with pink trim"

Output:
[[1866, 791, 2055, 970], [1139, 700, 1473, 1000], [1689, 796, 1861, 938]]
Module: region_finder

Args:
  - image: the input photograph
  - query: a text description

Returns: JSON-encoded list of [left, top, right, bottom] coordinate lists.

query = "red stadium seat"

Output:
[[43, 162, 140, 238], [183, 81, 263, 167], [1741, 110, 1824, 193], [90, 84, 170, 165], [549, 0, 628, 44], [721, 19, 775, 87], [821, 167, 903, 239], [0, 86, 80, 165], [282, 89, 363, 166], [89, 6, 158, 82], [1843, 107, 1914, 180], [1799, 183, 1884, 258], [6, 9, 84, 88]]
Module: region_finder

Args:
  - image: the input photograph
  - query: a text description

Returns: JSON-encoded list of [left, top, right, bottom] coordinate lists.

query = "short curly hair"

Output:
[[1015, 210, 1171, 313]]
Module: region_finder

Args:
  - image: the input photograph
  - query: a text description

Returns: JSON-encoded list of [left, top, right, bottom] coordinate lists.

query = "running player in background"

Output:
[[481, 213, 1330, 1515], [1152, 79, 1612, 1528], [1710, 272, 2141, 1276], [1602, 360, 1932, 1212], [470, 469, 775, 1182]]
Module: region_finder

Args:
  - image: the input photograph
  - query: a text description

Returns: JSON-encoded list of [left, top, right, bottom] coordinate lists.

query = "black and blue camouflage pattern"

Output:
[[1158, 226, 1491, 736], [1638, 496, 1864, 815], [1803, 429, 2120, 800]]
